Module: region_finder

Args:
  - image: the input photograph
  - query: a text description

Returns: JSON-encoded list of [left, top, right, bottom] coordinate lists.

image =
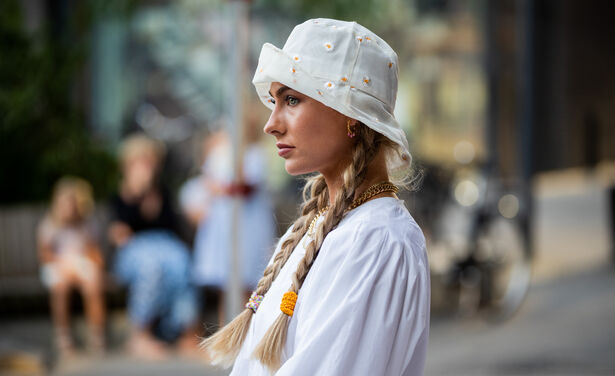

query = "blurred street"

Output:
[[427, 169, 615, 376], [426, 266, 615, 376], [1, 264, 614, 376]]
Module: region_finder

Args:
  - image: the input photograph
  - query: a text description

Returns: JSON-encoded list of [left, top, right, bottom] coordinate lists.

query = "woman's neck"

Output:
[[322, 150, 392, 207]]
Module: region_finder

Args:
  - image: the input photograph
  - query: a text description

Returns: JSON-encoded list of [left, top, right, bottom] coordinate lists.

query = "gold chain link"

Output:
[[307, 181, 398, 236]]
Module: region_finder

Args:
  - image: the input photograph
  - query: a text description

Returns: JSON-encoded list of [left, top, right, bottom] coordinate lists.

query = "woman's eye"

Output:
[[268, 97, 276, 105], [286, 96, 299, 106]]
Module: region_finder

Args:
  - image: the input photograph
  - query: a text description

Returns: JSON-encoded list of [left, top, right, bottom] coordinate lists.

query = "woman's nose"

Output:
[[263, 108, 284, 136]]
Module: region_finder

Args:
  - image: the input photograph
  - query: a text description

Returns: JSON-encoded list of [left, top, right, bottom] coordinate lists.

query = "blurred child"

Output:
[[37, 177, 106, 358]]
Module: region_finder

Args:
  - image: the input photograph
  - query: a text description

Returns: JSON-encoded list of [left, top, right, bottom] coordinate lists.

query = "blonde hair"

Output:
[[50, 176, 95, 224], [201, 124, 404, 371], [119, 133, 166, 165]]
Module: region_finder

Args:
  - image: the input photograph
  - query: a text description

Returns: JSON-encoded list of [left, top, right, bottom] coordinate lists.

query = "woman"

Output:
[[202, 18, 430, 375], [190, 128, 275, 326], [109, 134, 198, 359]]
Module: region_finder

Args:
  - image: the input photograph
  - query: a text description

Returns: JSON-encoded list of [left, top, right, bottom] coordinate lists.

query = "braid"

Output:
[[302, 174, 329, 210], [253, 124, 382, 372], [253, 176, 327, 295], [200, 175, 327, 367]]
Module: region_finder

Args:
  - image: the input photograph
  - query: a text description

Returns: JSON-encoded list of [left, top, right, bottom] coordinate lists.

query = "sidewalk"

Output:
[[0, 311, 226, 376], [532, 168, 612, 282], [52, 356, 226, 376], [425, 265, 615, 375]]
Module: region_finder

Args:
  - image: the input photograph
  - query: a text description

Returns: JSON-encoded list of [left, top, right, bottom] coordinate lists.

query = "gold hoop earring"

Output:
[[346, 119, 356, 138]]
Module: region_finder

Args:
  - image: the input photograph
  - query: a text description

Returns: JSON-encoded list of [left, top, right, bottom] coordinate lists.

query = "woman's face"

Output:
[[264, 82, 354, 176], [122, 153, 158, 195]]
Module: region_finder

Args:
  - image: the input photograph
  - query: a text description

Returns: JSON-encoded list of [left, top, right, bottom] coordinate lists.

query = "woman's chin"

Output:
[[285, 166, 304, 176], [284, 161, 314, 176]]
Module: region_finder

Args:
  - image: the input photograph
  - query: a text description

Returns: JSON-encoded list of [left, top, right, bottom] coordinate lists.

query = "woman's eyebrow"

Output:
[[268, 85, 291, 99]]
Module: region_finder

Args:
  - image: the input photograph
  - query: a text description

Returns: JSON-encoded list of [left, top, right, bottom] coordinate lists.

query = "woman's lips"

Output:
[[276, 143, 294, 157]]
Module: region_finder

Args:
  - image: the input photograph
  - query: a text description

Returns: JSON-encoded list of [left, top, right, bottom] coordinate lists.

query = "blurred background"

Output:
[[1, 0, 614, 375]]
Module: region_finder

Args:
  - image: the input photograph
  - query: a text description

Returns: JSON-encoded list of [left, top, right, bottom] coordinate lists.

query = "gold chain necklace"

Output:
[[306, 181, 398, 237]]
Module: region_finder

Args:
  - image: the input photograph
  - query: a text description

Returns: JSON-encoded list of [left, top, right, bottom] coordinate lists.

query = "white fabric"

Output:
[[37, 217, 99, 287], [178, 175, 211, 218], [230, 197, 430, 376], [192, 143, 275, 288], [252, 18, 412, 175]]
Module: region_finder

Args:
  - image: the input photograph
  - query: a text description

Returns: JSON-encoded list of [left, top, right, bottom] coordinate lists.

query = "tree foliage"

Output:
[[0, 0, 118, 204]]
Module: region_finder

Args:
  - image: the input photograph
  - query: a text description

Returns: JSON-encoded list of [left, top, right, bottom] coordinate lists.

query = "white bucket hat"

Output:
[[252, 18, 411, 174]]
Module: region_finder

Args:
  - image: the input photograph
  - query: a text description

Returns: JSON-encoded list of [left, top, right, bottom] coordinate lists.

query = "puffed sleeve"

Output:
[[276, 222, 430, 376]]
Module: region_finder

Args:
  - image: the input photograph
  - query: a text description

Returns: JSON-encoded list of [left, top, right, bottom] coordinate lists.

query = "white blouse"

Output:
[[230, 197, 430, 376]]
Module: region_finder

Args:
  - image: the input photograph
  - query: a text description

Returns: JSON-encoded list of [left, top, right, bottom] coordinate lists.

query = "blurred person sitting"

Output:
[[37, 177, 106, 358], [108, 134, 199, 360]]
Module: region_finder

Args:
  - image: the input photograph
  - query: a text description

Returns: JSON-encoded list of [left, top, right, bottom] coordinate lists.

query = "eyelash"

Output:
[[269, 95, 299, 106]]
